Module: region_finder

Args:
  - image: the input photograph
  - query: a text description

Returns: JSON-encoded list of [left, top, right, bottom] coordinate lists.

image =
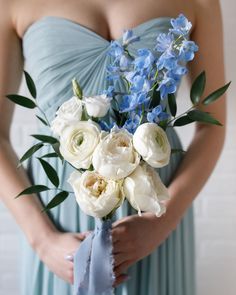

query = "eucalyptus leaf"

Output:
[[173, 115, 194, 126], [38, 158, 60, 187], [18, 143, 44, 165], [24, 71, 37, 98], [36, 115, 49, 126], [16, 185, 50, 198], [6, 94, 36, 109], [202, 81, 231, 105], [190, 71, 206, 105], [187, 110, 222, 126], [168, 93, 177, 117], [31, 134, 58, 144], [42, 191, 69, 212]]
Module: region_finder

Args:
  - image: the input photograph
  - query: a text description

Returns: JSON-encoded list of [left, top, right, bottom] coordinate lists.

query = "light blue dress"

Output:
[[21, 16, 195, 295]]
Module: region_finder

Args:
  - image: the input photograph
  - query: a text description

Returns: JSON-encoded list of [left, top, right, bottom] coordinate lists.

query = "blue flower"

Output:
[[123, 112, 141, 134], [155, 33, 174, 52], [156, 51, 178, 70], [122, 30, 140, 46], [147, 105, 170, 123], [134, 49, 155, 72], [107, 41, 124, 58], [130, 75, 151, 93], [102, 85, 115, 97], [170, 14, 192, 36], [120, 92, 149, 113], [179, 40, 198, 61], [158, 77, 177, 99], [119, 54, 132, 70], [99, 120, 115, 131]]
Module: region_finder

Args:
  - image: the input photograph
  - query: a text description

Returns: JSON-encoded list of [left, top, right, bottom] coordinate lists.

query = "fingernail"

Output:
[[65, 254, 74, 262]]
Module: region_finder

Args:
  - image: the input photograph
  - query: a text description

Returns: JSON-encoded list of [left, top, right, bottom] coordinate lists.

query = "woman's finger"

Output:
[[113, 252, 128, 267], [113, 274, 130, 288], [114, 260, 132, 277]]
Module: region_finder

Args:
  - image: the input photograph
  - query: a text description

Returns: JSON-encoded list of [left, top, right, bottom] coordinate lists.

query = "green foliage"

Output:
[[202, 82, 231, 105], [168, 93, 177, 117], [6, 94, 36, 109], [190, 71, 206, 104], [38, 158, 60, 187], [16, 185, 50, 198], [36, 115, 49, 126], [31, 134, 58, 144], [18, 143, 44, 165], [173, 115, 194, 126], [187, 110, 222, 126], [24, 71, 37, 98], [42, 191, 69, 212]]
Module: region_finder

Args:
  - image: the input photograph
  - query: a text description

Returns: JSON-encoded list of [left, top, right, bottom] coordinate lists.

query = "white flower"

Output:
[[59, 121, 101, 169], [92, 128, 140, 180], [51, 96, 83, 136], [123, 162, 170, 217], [68, 170, 124, 218], [133, 123, 171, 168], [83, 94, 111, 118]]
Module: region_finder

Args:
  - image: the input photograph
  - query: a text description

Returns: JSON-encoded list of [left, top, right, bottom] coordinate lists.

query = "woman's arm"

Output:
[[112, 0, 226, 282], [0, 2, 84, 284]]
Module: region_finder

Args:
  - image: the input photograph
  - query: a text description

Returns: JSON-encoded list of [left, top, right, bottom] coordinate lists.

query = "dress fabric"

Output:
[[21, 16, 195, 295]]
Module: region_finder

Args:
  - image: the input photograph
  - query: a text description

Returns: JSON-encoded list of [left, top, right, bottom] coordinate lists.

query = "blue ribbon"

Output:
[[73, 219, 115, 295]]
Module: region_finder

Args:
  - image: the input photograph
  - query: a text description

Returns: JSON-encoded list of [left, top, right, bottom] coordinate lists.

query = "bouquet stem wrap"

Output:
[[73, 219, 115, 295]]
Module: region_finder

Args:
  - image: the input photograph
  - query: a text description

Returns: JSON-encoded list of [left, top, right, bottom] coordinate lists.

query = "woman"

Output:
[[0, 0, 226, 294]]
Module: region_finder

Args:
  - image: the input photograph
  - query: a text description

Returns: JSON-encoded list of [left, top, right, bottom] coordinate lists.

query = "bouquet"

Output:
[[7, 14, 230, 295]]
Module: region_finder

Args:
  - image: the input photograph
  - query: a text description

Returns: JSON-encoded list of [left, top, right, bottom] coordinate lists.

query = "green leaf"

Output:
[[31, 134, 58, 144], [173, 115, 194, 126], [16, 185, 49, 198], [41, 152, 58, 158], [38, 158, 60, 187], [52, 142, 64, 161], [18, 143, 44, 165], [42, 191, 69, 211], [202, 81, 231, 105], [150, 86, 161, 108], [171, 148, 186, 154], [24, 71, 37, 98], [187, 110, 222, 126], [6, 94, 36, 109], [36, 115, 49, 126], [190, 71, 206, 105], [168, 93, 177, 117]]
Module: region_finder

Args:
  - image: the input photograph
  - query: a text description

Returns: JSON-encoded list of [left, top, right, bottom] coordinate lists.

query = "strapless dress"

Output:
[[21, 16, 195, 295]]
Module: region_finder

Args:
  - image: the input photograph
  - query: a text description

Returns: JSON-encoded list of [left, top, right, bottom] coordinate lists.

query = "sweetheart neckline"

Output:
[[22, 15, 172, 43]]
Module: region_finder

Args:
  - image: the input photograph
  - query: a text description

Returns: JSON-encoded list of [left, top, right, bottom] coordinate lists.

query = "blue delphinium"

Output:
[[147, 105, 170, 124], [120, 93, 149, 113], [179, 40, 199, 62], [134, 49, 155, 72], [157, 77, 177, 99], [122, 29, 140, 46], [122, 112, 141, 134], [170, 14, 192, 36], [155, 33, 174, 53]]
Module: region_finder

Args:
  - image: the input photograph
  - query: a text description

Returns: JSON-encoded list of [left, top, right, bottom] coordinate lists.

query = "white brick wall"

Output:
[[0, 1, 235, 294]]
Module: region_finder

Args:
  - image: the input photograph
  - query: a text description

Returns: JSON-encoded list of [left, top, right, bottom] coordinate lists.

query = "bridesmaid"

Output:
[[0, 0, 226, 294]]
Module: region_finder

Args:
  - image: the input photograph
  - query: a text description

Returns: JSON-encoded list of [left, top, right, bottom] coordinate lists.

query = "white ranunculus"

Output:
[[92, 128, 140, 180], [83, 94, 111, 118], [123, 162, 170, 217], [60, 120, 101, 169], [51, 96, 83, 136], [133, 123, 171, 168], [68, 170, 124, 218]]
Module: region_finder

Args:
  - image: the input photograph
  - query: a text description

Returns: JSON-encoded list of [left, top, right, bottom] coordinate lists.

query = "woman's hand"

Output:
[[112, 212, 174, 286], [35, 230, 87, 284]]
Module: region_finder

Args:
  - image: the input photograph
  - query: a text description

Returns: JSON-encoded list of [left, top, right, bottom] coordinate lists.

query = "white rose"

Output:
[[92, 128, 140, 180], [51, 96, 83, 136], [83, 94, 110, 118], [60, 120, 101, 169], [133, 123, 171, 168], [68, 170, 124, 218], [123, 162, 170, 217]]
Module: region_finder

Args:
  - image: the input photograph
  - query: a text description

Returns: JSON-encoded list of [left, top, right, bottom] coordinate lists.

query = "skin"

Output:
[[0, 0, 226, 288]]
